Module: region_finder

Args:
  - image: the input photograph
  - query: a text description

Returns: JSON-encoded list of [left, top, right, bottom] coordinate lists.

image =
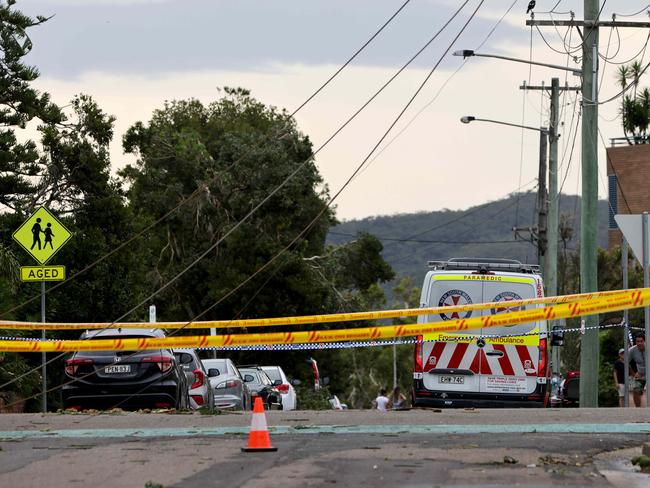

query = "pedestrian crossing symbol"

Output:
[[12, 207, 72, 265]]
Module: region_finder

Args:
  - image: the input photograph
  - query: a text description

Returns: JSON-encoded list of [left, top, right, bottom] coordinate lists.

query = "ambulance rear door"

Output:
[[478, 274, 541, 395], [421, 273, 484, 394]]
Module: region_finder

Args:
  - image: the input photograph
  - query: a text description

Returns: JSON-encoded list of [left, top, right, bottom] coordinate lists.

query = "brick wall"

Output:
[[607, 145, 650, 249]]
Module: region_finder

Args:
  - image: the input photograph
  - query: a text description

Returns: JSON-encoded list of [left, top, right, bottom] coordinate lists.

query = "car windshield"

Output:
[[241, 369, 263, 385], [203, 359, 227, 374], [259, 371, 273, 385], [173, 352, 197, 370], [74, 335, 162, 357], [262, 368, 282, 382], [245, 370, 273, 386]]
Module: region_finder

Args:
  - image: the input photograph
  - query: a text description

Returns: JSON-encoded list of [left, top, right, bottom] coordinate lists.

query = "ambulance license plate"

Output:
[[439, 375, 464, 384]]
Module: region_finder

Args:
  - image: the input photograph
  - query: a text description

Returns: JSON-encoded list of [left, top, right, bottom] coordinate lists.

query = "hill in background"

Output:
[[327, 192, 609, 296]]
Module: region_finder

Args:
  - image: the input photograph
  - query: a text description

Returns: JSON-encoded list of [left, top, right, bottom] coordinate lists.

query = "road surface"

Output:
[[1, 408, 649, 487]]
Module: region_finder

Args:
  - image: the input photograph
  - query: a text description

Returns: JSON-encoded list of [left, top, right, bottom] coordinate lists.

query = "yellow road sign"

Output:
[[12, 207, 72, 265], [20, 266, 66, 282]]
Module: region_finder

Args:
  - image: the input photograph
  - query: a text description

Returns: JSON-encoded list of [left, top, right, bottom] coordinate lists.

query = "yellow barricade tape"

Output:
[[0, 288, 632, 331], [0, 288, 645, 352]]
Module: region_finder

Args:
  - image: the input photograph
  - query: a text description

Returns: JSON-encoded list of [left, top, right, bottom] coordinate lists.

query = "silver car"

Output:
[[201, 358, 250, 411], [173, 349, 214, 410]]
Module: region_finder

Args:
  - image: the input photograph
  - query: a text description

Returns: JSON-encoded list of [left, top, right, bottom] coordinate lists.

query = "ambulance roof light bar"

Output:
[[427, 258, 539, 274]]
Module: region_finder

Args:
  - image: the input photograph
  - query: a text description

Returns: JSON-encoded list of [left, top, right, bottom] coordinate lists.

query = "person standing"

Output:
[[629, 334, 646, 408], [372, 388, 389, 412], [613, 348, 626, 407]]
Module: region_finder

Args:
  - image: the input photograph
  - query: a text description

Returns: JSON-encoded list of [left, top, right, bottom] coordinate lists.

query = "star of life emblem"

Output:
[[490, 291, 523, 315], [438, 290, 473, 321]]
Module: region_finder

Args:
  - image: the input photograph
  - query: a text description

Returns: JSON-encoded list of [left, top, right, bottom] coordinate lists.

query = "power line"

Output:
[[539, 1, 567, 15], [598, 28, 650, 66], [355, 0, 519, 180], [385, 186, 540, 267], [290, 0, 411, 116], [598, 128, 633, 215], [615, 4, 650, 17], [557, 95, 581, 196], [329, 231, 531, 245]]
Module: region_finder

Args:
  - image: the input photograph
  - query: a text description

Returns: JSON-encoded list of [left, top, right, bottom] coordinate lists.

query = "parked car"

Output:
[[62, 328, 189, 411], [173, 349, 214, 410], [238, 366, 282, 410], [261, 365, 298, 410], [201, 358, 250, 411]]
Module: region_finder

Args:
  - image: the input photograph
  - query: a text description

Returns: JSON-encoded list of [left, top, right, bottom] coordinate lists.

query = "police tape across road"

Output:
[[0, 288, 634, 331], [0, 288, 647, 352]]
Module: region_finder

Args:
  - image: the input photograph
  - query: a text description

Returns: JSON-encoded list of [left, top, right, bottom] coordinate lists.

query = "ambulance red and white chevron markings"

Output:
[[423, 342, 537, 376]]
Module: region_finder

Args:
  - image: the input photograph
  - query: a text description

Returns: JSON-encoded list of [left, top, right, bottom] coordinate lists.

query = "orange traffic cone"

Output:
[[241, 395, 278, 452]]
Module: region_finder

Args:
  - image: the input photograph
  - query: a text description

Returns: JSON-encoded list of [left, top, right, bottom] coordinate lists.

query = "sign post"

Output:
[[12, 206, 71, 413], [622, 237, 630, 407], [40, 281, 46, 412]]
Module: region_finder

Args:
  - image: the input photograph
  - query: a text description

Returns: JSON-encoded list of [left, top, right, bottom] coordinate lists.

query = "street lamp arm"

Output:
[[453, 50, 581, 75], [460, 116, 547, 134]]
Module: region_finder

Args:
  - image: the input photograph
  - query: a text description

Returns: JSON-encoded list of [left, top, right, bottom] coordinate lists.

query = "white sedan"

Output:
[[260, 365, 297, 410]]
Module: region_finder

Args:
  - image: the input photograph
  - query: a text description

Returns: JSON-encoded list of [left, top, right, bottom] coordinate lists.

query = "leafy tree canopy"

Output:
[[119, 87, 393, 323]]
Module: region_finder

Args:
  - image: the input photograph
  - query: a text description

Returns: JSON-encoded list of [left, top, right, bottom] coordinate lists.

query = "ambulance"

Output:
[[412, 258, 549, 408]]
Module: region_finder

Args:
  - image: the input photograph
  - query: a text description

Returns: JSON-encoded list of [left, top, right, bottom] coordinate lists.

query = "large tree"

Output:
[[119, 89, 397, 403], [120, 88, 344, 322]]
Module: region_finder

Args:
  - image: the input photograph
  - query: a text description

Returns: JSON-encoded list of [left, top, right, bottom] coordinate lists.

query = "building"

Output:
[[607, 143, 650, 250]]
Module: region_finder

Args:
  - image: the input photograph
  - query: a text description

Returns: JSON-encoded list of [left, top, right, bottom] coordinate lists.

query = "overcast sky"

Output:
[[18, 0, 650, 221]]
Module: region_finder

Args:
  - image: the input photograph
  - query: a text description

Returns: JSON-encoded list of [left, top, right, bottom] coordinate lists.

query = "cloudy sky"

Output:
[[19, 0, 650, 221]]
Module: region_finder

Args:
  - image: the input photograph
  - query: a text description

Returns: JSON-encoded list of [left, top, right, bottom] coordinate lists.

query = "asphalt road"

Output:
[[1, 409, 650, 487]]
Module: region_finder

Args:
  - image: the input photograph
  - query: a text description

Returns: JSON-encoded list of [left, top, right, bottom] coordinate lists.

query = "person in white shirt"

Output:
[[373, 388, 389, 411]]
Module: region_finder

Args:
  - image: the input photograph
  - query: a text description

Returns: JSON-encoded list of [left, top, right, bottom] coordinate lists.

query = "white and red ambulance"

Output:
[[412, 258, 549, 408]]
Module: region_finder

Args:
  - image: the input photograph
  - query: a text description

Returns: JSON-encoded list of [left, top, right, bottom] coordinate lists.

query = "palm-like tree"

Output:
[[617, 64, 650, 144], [638, 87, 650, 140]]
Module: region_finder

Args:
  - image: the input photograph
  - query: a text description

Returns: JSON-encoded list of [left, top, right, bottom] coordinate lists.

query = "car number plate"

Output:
[[438, 375, 464, 384], [105, 365, 131, 373]]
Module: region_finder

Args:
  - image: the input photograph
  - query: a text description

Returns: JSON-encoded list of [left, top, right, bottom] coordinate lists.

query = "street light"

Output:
[[460, 116, 549, 269], [460, 115, 548, 134], [452, 50, 582, 75]]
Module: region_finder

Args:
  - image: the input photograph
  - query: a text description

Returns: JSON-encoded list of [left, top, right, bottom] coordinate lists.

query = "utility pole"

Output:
[[511, 125, 547, 267], [521, 79, 579, 379], [530, 2, 599, 407], [527, 2, 650, 407], [579, 0, 600, 408], [548, 78, 559, 301], [537, 128, 548, 272], [548, 78, 560, 377], [519, 80, 579, 288]]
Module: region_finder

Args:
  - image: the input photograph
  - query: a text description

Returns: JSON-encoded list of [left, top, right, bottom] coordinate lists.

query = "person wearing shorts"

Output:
[[629, 334, 646, 407], [613, 348, 626, 407]]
